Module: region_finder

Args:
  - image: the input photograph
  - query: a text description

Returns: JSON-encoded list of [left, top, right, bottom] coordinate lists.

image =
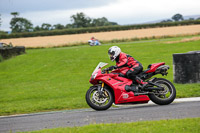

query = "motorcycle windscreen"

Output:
[[92, 62, 108, 75]]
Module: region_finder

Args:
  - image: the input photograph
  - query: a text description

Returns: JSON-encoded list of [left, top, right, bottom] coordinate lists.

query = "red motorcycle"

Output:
[[86, 62, 176, 110]]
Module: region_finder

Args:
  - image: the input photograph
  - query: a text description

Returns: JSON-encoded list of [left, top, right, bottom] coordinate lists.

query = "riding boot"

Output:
[[125, 84, 139, 92], [135, 77, 148, 89]]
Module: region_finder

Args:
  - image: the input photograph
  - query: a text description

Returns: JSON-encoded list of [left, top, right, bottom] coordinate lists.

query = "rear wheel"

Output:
[[86, 86, 113, 111], [148, 78, 176, 105]]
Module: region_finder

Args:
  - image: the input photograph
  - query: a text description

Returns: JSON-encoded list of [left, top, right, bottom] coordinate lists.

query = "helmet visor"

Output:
[[108, 53, 115, 61], [108, 48, 116, 61]]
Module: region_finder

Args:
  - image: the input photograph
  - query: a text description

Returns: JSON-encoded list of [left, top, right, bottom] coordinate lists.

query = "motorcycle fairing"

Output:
[[90, 70, 149, 104]]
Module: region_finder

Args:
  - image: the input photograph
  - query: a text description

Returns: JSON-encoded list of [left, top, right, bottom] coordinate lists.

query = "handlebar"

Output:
[[101, 69, 109, 74]]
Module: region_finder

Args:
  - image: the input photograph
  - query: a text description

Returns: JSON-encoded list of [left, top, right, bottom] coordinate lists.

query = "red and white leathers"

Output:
[[115, 52, 140, 75], [115, 52, 147, 85]]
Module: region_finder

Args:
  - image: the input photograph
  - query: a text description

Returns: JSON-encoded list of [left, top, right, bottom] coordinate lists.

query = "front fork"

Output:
[[98, 82, 108, 97]]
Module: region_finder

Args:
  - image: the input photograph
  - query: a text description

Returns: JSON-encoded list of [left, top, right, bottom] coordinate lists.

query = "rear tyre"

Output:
[[148, 78, 176, 105], [86, 86, 113, 111]]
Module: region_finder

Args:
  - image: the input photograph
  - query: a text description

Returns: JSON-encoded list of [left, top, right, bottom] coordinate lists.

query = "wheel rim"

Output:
[[153, 80, 173, 100], [89, 88, 111, 107]]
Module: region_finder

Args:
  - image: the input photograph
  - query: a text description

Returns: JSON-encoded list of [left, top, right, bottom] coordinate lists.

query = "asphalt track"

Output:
[[0, 97, 200, 133]]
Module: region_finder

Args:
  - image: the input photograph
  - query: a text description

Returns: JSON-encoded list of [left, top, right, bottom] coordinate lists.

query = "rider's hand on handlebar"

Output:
[[108, 66, 117, 70], [102, 66, 117, 73], [102, 68, 108, 73]]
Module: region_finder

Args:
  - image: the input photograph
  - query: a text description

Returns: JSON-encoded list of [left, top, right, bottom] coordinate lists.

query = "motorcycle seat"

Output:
[[143, 68, 151, 73], [141, 64, 152, 73]]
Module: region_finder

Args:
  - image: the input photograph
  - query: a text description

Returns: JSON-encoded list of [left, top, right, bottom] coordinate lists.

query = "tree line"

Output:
[[1, 12, 118, 33], [161, 13, 200, 22], [0, 12, 200, 36]]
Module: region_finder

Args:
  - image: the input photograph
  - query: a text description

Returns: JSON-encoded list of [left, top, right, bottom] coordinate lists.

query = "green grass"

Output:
[[22, 118, 200, 133], [0, 36, 200, 116]]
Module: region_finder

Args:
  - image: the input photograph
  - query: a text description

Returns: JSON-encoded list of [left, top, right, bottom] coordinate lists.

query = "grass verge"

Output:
[[22, 117, 200, 133], [0, 36, 200, 116]]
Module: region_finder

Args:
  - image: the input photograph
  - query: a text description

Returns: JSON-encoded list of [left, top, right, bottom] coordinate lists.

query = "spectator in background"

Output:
[[91, 37, 96, 41], [88, 37, 101, 46]]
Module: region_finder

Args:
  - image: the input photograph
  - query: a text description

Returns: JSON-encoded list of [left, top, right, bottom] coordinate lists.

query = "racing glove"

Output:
[[105, 66, 117, 71], [108, 66, 117, 71], [102, 66, 117, 73]]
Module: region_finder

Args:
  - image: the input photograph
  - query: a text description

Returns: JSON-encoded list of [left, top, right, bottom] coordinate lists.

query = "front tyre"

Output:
[[148, 78, 176, 105], [86, 86, 113, 111]]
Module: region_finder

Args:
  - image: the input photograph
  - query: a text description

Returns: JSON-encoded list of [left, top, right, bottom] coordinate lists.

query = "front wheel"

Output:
[[86, 86, 113, 111], [148, 78, 176, 105]]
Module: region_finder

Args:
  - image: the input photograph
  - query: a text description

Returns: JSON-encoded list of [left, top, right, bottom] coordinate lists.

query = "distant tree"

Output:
[[161, 19, 173, 23], [10, 18, 33, 32], [34, 25, 41, 31], [172, 13, 184, 21], [70, 12, 118, 28], [10, 12, 33, 32], [91, 17, 109, 26], [91, 17, 118, 26], [65, 24, 73, 28], [41, 23, 52, 30], [53, 24, 65, 29], [70, 12, 91, 28], [11, 12, 19, 18], [197, 17, 200, 20], [109, 22, 118, 25], [188, 18, 194, 20]]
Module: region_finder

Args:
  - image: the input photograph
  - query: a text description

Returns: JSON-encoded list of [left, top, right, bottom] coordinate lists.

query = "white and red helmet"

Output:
[[108, 46, 121, 61]]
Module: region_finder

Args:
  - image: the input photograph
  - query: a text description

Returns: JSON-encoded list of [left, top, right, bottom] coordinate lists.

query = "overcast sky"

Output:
[[0, 0, 200, 31]]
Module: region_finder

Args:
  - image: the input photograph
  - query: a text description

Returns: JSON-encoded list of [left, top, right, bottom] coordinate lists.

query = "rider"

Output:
[[105, 46, 148, 92]]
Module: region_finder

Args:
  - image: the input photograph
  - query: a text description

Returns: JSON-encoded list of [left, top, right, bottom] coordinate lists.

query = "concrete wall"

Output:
[[173, 51, 200, 83]]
